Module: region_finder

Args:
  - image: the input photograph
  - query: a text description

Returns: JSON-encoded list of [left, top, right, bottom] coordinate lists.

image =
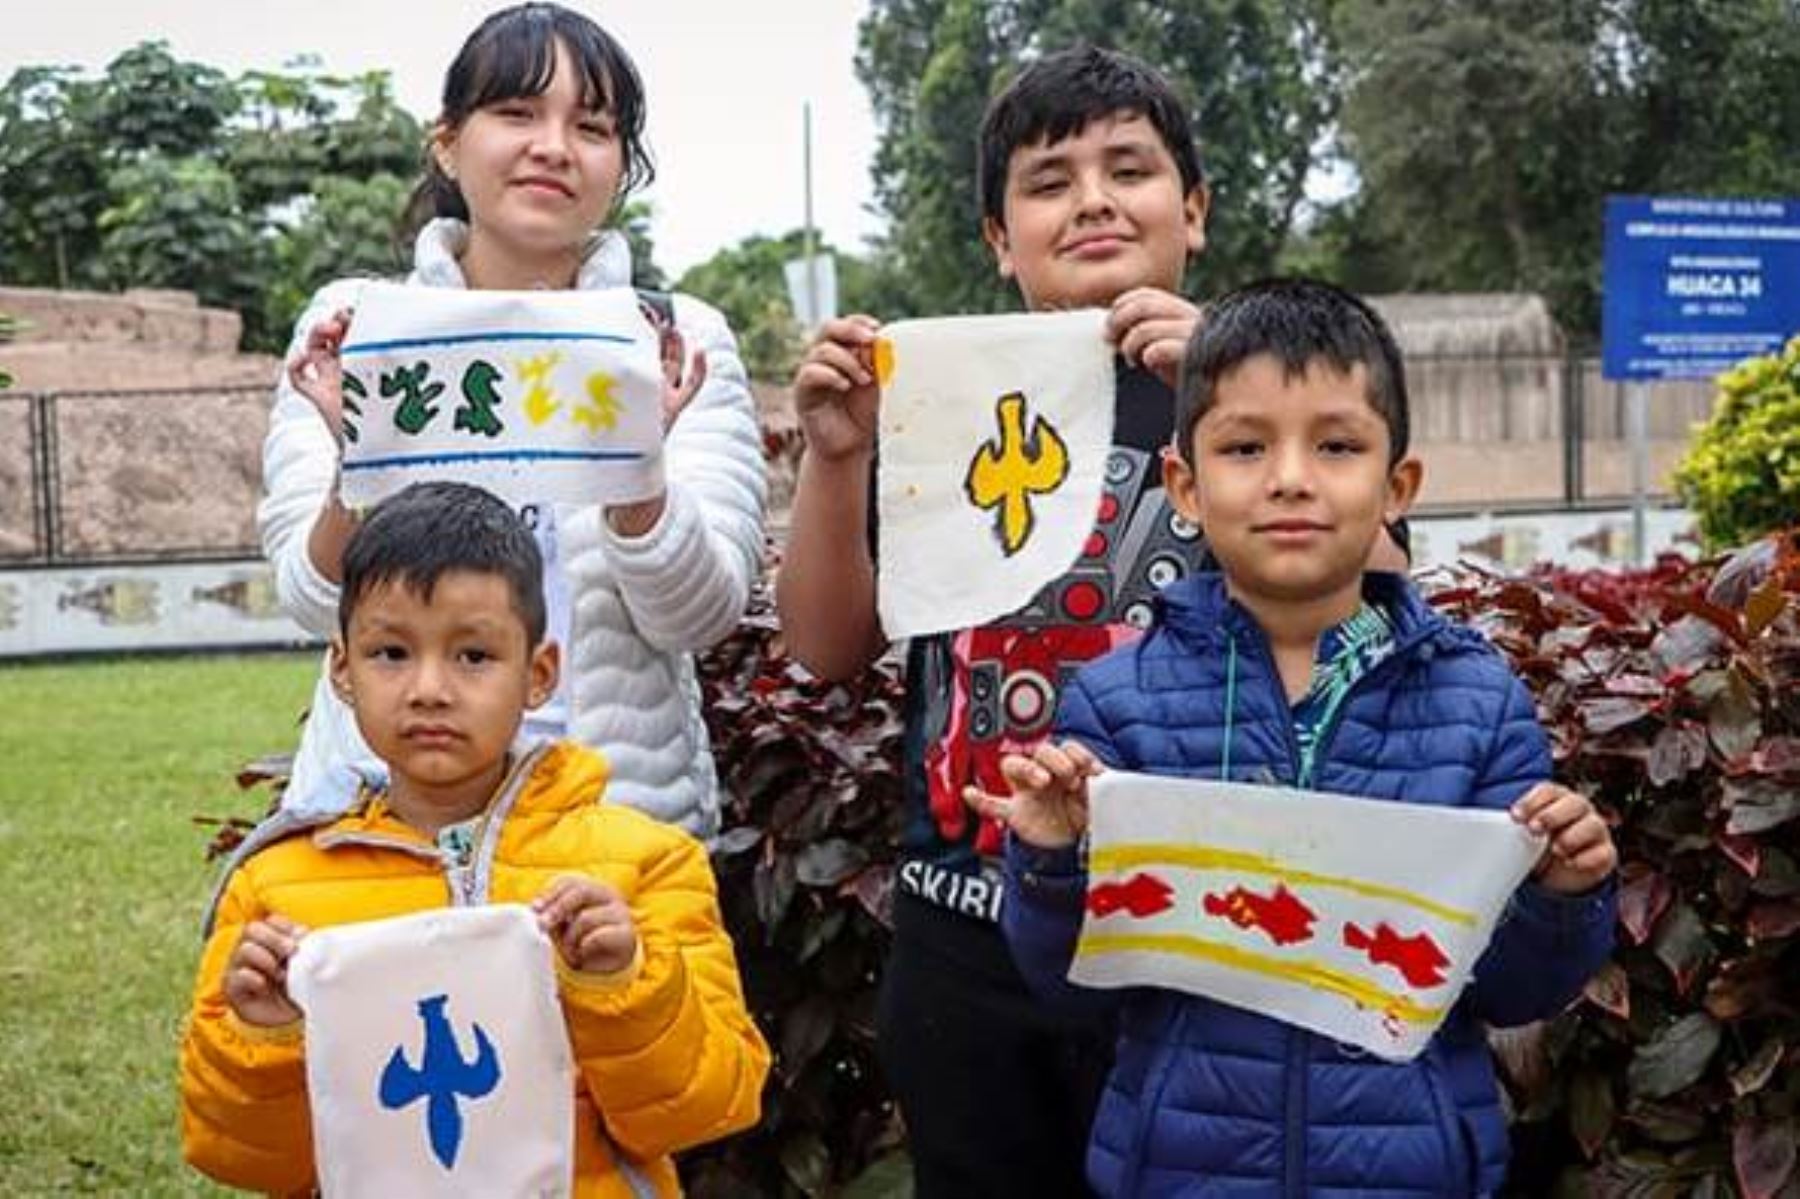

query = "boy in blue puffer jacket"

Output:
[[970, 278, 1618, 1198]]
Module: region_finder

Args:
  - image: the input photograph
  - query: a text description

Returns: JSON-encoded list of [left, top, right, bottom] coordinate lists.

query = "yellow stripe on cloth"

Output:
[[1087, 843, 1478, 928], [1075, 932, 1447, 1025]]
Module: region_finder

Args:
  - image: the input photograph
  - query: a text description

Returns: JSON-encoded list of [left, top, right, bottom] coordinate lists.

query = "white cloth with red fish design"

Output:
[[1071, 772, 1543, 1060], [875, 310, 1115, 639]]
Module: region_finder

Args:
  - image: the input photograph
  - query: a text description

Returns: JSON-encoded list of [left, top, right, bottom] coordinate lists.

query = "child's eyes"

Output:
[[1024, 176, 1068, 196], [458, 647, 496, 666], [1113, 164, 1150, 181], [1319, 439, 1366, 457], [368, 644, 408, 663], [578, 116, 616, 139], [493, 102, 533, 120], [1217, 441, 1264, 458]]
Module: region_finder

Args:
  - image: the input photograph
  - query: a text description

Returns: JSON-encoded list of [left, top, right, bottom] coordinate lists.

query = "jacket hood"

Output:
[[410, 216, 634, 291]]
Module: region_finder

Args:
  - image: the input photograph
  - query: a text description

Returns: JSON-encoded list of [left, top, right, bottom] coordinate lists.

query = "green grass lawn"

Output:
[[0, 652, 319, 1196]]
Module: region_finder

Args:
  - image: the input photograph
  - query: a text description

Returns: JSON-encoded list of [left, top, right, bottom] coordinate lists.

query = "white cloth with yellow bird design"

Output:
[[875, 310, 1116, 639]]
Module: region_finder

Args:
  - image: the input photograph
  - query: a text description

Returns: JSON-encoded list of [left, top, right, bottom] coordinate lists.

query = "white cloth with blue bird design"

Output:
[[287, 904, 574, 1197]]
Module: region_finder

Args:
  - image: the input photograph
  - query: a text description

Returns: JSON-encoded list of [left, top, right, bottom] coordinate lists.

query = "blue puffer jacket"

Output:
[[1002, 572, 1616, 1198]]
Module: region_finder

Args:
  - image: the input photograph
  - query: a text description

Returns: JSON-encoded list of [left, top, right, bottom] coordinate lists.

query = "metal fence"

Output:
[[0, 361, 1716, 569], [2, 385, 269, 566]]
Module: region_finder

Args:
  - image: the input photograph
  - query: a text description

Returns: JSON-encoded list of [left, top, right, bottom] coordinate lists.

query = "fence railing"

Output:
[[2, 385, 269, 566], [0, 360, 1716, 569]]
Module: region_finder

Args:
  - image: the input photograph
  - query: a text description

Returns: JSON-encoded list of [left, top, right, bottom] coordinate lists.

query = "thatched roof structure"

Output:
[[1367, 293, 1565, 358]]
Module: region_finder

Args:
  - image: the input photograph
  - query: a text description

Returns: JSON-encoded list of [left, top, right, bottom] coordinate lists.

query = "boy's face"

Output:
[[330, 571, 558, 824], [983, 111, 1208, 312], [1164, 355, 1422, 611]]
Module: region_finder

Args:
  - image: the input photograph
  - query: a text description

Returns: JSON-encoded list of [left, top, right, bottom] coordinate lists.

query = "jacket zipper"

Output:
[[1284, 1027, 1307, 1198], [463, 746, 542, 906]]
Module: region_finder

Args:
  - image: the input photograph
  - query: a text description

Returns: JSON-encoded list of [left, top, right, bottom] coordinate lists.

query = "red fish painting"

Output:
[[1201, 883, 1318, 946], [1343, 921, 1451, 988], [1086, 872, 1175, 919]]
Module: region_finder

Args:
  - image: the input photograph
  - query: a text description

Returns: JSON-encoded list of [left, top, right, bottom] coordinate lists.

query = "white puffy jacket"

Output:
[[259, 219, 765, 835]]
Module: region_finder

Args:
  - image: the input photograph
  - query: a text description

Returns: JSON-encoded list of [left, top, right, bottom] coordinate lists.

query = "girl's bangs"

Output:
[[459, 26, 613, 114]]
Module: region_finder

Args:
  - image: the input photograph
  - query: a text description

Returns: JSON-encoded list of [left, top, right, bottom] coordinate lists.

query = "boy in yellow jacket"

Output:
[[180, 481, 769, 1197]]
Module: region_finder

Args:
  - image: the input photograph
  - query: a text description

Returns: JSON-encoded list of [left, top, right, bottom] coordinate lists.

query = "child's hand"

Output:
[[533, 874, 638, 975], [1106, 287, 1200, 388], [224, 916, 307, 1027], [963, 740, 1101, 850], [793, 315, 882, 463], [288, 307, 354, 447], [1512, 782, 1617, 894]]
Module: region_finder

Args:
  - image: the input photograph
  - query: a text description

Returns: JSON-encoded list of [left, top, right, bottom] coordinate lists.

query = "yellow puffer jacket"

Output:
[[179, 741, 769, 1197]]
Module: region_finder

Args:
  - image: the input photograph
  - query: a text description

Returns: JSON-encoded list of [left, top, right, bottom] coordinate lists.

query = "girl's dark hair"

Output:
[[401, 3, 653, 241]]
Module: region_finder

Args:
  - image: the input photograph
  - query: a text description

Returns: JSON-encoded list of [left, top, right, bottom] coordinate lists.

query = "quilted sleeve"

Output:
[[1466, 676, 1618, 1026], [257, 279, 365, 638], [178, 866, 317, 1194], [557, 821, 770, 1158]]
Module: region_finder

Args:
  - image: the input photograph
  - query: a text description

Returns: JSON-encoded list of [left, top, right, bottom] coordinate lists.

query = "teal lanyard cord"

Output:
[[1221, 636, 1237, 782]]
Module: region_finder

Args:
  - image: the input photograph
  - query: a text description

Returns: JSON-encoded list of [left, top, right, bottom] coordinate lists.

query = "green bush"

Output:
[[1675, 338, 1800, 552], [1435, 536, 1800, 1198]]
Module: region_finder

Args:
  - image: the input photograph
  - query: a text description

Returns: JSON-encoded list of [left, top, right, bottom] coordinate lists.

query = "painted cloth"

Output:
[[1001, 572, 1617, 1197], [179, 741, 771, 1199], [894, 362, 1210, 924], [258, 219, 766, 834]]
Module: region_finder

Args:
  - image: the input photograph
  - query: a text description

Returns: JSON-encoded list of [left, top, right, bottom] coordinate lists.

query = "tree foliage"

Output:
[[854, 0, 1338, 316], [677, 230, 888, 381], [1326, 0, 1800, 341], [0, 44, 425, 350]]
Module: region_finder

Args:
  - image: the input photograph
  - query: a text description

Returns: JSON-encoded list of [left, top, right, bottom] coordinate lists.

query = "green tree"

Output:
[[677, 229, 885, 381], [0, 42, 425, 350], [0, 66, 105, 289], [613, 198, 668, 290], [1324, 0, 1800, 341], [94, 154, 267, 320], [854, 0, 1338, 315], [264, 173, 412, 350], [90, 41, 236, 158]]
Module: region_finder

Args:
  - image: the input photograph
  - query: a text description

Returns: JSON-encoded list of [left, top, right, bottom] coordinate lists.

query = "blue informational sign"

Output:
[[1602, 195, 1800, 381]]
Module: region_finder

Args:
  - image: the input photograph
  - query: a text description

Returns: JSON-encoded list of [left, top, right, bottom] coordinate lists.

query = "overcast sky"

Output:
[[2, 0, 884, 276]]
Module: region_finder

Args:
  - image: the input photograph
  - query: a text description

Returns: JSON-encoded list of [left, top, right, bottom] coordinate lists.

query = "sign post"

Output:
[[1601, 196, 1800, 563]]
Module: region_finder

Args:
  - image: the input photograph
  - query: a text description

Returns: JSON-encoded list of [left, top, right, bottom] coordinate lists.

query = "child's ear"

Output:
[[526, 640, 561, 711], [981, 216, 1016, 280], [328, 638, 354, 707], [1183, 183, 1211, 257], [1160, 442, 1205, 528], [1384, 454, 1424, 523]]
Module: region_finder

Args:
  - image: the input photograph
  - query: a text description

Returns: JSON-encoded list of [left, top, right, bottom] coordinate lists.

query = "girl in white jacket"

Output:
[[261, 3, 764, 835]]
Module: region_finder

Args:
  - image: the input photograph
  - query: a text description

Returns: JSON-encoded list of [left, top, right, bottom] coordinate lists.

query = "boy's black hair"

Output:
[[1175, 277, 1411, 467], [404, 2, 652, 236], [339, 481, 546, 646], [978, 44, 1205, 227]]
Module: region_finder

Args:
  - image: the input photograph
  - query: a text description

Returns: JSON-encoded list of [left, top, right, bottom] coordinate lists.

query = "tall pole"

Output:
[[802, 102, 819, 328], [1628, 381, 1649, 566]]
